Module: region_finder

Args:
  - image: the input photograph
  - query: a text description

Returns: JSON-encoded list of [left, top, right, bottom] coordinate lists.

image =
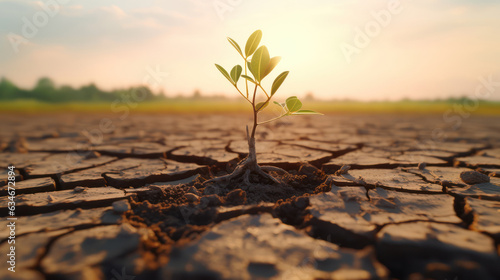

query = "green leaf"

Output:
[[291, 109, 323, 115], [227, 37, 242, 56], [230, 65, 242, 84], [263, 56, 281, 79], [256, 101, 269, 111], [273, 101, 287, 112], [286, 96, 302, 112], [245, 30, 262, 57], [215, 64, 233, 84], [271, 71, 289, 96], [250, 46, 270, 82], [241, 75, 256, 84]]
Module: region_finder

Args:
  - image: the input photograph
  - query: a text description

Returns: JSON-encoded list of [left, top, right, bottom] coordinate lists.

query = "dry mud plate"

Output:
[[1, 113, 500, 280]]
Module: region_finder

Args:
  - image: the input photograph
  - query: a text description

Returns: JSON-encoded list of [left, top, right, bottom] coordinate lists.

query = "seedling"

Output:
[[208, 30, 322, 185]]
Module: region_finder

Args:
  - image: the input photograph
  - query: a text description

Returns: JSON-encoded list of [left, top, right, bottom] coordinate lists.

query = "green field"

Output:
[[1, 99, 500, 115]]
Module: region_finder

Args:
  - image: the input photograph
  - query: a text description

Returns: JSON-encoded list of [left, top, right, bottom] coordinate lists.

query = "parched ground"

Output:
[[0, 113, 499, 280]]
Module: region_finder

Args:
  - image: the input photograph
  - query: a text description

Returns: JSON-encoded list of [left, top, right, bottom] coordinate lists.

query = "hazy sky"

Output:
[[1, 0, 499, 101]]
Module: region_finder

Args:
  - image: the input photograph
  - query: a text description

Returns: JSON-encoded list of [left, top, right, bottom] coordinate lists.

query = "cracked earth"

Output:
[[0, 113, 499, 280]]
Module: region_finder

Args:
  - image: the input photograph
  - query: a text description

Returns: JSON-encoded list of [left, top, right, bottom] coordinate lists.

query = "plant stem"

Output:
[[258, 113, 287, 125], [255, 85, 272, 113], [258, 84, 270, 99], [234, 85, 252, 104], [243, 56, 249, 98], [250, 84, 259, 139]]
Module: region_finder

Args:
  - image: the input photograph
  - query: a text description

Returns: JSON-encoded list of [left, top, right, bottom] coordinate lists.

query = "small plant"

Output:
[[208, 29, 321, 185]]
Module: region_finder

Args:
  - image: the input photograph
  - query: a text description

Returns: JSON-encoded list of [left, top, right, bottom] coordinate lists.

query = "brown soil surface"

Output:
[[0, 113, 499, 280]]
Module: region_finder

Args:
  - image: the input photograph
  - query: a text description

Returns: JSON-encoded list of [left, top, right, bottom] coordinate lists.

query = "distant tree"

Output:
[[79, 83, 104, 102], [304, 92, 315, 101], [157, 89, 168, 100], [192, 89, 202, 99], [0, 77, 19, 100], [33, 77, 58, 102], [59, 85, 74, 92], [133, 86, 154, 101], [35, 77, 55, 90], [0, 77, 166, 103]]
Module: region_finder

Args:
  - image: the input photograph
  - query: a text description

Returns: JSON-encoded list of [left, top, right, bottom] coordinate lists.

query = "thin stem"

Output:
[[255, 85, 272, 113], [233, 84, 251, 104], [257, 113, 287, 125], [258, 84, 270, 99], [250, 84, 259, 139], [244, 56, 249, 98]]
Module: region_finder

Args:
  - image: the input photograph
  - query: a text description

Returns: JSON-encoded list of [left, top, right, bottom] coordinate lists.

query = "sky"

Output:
[[1, 0, 499, 101]]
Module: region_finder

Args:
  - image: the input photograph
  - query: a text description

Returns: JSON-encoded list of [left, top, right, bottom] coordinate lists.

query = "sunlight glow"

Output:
[[1, 0, 499, 101]]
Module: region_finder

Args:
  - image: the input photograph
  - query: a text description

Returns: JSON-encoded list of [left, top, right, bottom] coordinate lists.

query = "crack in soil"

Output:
[[124, 163, 333, 269]]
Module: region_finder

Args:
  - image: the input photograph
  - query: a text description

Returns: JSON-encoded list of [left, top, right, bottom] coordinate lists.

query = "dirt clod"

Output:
[[187, 186, 199, 195], [185, 193, 199, 202], [200, 194, 223, 207], [112, 200, 131, 214], [298, 163, 321, 177], [460, 171, 490, 185], [85, 151, 101, 159], [273, 196, 311, 226], [224, 189, 247, 206], [335, 164, 351, 175], [74, 186, 87, 193], [418, 162, 427, 170]]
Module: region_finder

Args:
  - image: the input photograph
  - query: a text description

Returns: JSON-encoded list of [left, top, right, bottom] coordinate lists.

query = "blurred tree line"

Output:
[[0, 77, 167, 103]]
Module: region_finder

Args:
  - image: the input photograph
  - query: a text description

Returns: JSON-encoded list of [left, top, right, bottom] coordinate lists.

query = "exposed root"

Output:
[[203, 131, 285, 187], [203, 159, 284, 186], [261, 165, 290, 176], [255, 166, 281, 184], [203, 161, 246, 185], [243, 169, 252, 185]]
